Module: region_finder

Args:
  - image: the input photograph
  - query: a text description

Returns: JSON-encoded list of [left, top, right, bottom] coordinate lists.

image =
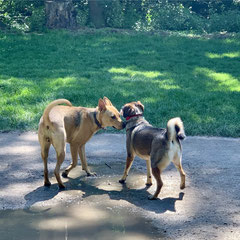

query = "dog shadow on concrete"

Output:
[[74, 177, 184, 214], [24, 172, 184, 214]]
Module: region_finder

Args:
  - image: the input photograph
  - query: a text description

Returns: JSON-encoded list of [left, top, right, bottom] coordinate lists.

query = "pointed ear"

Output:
[[98, 98, 106, 111], [137, 101, 144, 112], [103, 96, 113, 106]]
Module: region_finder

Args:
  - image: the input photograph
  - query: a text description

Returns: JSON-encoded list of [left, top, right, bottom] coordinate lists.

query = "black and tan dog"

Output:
[[119, 101, 186, 200], [38, 97, 124, 189]]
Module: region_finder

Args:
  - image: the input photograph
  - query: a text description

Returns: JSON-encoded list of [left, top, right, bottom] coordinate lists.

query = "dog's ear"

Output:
[[98, 98, 106, 111], [136, 101, 144, 113], [103, 96, 113, 106], [121, 105, 133, 118], [120, 108, 123, 116]]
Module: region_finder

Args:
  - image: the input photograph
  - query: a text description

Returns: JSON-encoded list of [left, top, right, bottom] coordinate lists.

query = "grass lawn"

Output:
[[0, 30, 239, 137]]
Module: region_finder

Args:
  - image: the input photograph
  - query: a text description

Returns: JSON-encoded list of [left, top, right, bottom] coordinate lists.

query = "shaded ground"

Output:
[[0, 132, 240, 239]]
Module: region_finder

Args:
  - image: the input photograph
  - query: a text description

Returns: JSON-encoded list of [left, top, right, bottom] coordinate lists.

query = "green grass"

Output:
[[0, 30, 240, 137]]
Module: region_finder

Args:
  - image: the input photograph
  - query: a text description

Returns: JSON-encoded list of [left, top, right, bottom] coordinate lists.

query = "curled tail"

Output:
[[167, 117, 186, 141], [43, 99, 72, 127]]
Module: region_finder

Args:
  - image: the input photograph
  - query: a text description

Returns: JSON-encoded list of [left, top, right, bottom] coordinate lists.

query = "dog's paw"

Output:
[[145, 182, 152, 187], [62, 171, 68, 178], [87, 172, 97, 177], [180, 184, 185, 190], [119, 179, 126, 184], [44, 181, 51, 187], [148, 195, 157, 200], [58, 184, 66, 190]]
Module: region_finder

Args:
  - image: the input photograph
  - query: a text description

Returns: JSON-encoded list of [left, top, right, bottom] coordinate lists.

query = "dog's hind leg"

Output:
[[40, 141, 51, 187], [146, 160, 152, 186], [173, 154, 186, 189], [119, 154, 135, 184], [62, 144, 78, 178], [78, 145, 96, 176], [52, 130, 66, 189], [148, 166, 163, 200]]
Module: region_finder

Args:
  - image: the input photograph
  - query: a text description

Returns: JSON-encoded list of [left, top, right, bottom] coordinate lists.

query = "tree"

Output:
[[45, 0, 77, 29]]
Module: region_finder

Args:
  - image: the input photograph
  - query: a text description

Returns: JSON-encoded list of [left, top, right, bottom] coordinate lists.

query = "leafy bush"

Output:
[[0, 0, 45, 31], [104, 0, 141, 29], [208, 10, 240, 32], [76, 8, 88, 27], [104, 0, 125, 28], [134, 2, 206, 32], [28, 7, 46, 32], [74, 0, 89, 27]]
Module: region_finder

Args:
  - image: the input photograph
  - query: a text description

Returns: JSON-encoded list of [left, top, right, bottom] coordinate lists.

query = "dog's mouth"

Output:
[[112, 122, 126, 130]]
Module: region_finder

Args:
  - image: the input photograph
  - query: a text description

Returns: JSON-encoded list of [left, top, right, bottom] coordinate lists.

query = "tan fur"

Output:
[[119, 101, 186, 200], [38, 97, 124, 189]]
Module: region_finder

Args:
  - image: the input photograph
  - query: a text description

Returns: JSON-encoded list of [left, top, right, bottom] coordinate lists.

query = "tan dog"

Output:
[[119, 101, 186, 200], [38, 97, 124, 189]]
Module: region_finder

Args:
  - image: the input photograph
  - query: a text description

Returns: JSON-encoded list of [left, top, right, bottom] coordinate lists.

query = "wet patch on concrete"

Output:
[[0, 204, 164, 240], [0, 163, 166, 240]]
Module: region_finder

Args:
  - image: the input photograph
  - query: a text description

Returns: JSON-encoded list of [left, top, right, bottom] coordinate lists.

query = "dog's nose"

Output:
[[122, 121, 126, 129]]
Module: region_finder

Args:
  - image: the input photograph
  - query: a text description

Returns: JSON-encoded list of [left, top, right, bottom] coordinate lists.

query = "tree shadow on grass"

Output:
[[0, 32, 239, 136]]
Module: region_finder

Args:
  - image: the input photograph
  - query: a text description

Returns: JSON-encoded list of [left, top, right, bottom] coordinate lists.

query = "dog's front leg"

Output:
[[119, 154, 135, 184], [78, 145, 96, 176]]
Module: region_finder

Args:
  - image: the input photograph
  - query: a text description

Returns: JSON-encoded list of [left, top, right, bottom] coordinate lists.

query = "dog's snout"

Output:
[[122, 121, 126, 129]]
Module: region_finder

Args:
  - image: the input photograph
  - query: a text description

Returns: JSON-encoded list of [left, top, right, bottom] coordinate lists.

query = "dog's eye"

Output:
[[111, 115, 116, 119]]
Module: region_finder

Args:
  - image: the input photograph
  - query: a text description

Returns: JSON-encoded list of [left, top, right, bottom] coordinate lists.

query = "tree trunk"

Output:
[[45, 0, 77, 29], [88, 0, 105, 28]]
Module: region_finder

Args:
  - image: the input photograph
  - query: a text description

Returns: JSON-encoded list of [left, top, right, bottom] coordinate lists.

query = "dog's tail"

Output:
[[43, 99, 72, 127], [167, 117, 186, 142]]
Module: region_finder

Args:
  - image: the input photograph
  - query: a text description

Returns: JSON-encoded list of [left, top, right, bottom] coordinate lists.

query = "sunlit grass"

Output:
[[206, 52, 240, 58], [49, 77, 78, 88], [0, 31, 239, 137], [195, 68, 240, 92], [109, 67, 162, 78]]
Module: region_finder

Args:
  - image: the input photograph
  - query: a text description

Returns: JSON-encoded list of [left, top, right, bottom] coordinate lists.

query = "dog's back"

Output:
[[131, 118, 185, 169], [132, 125, 166, 158]]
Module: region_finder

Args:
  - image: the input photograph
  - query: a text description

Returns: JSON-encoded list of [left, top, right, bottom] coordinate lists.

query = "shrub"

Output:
[[74, 0, 89, 27], [134, 2, 206, 32], [208, 10, 240, 32], [105, 0, 125, 28], [28, 7, 46, 32]]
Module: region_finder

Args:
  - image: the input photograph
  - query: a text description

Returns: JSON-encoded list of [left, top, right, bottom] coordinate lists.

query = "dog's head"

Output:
[[97, 97, 125, 130], [120, 101, 144, 119]]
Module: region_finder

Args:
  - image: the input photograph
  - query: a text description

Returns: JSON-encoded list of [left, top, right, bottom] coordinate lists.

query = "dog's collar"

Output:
[[125, 116, 149, 131], [94, 112, 103, 129], [126, 114, 142, 121]]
